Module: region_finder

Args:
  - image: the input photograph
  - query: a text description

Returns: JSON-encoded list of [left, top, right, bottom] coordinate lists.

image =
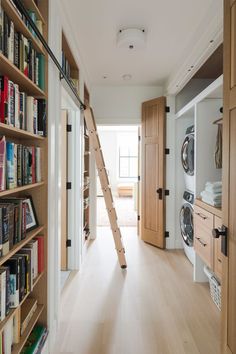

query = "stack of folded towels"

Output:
[[200, 181, 222, 207]]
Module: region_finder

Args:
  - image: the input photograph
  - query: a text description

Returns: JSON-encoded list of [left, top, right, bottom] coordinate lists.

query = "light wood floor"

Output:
[[53, 227, 220, 354]]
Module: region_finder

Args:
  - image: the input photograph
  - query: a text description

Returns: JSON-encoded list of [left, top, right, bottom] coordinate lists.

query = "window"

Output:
[[119, 146, 138, 178]]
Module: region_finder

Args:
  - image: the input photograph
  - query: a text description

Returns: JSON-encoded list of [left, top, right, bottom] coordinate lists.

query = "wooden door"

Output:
[[61, 110, 68, 270], [141, 97, 166, 248], [222, 0, 236, 352]]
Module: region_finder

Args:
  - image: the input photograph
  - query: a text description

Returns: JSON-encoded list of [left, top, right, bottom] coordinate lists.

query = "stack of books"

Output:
[[0, 2, 45, 90], [0, 76, 47, 136], [0, 136, 42, 191]]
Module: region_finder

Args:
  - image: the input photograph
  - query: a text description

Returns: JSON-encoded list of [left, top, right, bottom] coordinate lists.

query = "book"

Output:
[[6, 141, 15, 189], [5, 257, 20, 308], [37, 54, 45, 91], [7, 19, 14, 63], [0, 76, 9, 124], [0, 136, 6, 191], [0, 0, 3, 54], [35, 236, 44, 273], [0, 268, 6, 320], [35, 147, 41, 182], [20, 298, 37, 335], [3, 315, 13, 354], [37, 99, 46, 136], [21, 325, 46, 354], [0, 205, 9, 256]]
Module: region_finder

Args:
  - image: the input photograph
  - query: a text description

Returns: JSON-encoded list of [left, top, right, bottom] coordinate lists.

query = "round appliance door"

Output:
[[180, 203, 194, 247], [181, 134, 194, 176]]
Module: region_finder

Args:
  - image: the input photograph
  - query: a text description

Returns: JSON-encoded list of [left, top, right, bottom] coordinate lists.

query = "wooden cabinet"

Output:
[[194, 199, 222, 280]]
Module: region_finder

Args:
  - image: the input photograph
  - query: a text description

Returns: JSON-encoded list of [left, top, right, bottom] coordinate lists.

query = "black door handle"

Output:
[[156, 188, 163, 200], [212, 225, 228, 256]]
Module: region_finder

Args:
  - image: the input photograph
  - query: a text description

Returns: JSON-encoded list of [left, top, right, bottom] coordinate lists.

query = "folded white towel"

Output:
[[205, 181, 222, 193], [201, 190, 222, 201], [206, 181, 222, 188], [202, 197, 222, 207], [205, 186, 222, 194]]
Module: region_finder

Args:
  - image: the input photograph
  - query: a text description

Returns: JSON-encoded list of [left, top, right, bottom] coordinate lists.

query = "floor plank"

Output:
[[53, 227, 220, 354]]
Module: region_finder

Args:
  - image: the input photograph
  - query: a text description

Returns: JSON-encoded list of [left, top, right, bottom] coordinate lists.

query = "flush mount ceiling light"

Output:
[[117, 28, 146, 50], [122, 74, 132, 80]]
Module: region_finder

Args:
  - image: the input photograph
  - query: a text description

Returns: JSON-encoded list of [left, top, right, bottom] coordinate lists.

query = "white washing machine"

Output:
[[181, 125, 195, 192], [179, 190, 195, 265]]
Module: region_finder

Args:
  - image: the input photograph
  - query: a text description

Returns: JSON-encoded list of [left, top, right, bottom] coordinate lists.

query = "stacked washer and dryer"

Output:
[[180, 125, 195, 265]]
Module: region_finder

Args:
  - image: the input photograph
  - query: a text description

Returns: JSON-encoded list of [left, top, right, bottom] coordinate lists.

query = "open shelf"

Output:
[[0, 273, 45, 333], [176, 75, 223, 119], [2, 0, 45, 55], [0, 53, 45, 98], [0, 123, 45, 141], [0, 182, 45, 197], [11, 304, 44, 354], [22, 0, 46, 24], [0, 226, 44, 266]]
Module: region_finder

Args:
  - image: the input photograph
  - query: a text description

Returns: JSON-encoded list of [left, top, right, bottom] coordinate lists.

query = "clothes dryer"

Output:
[[181, 125, 195, 192], [180, 190, 195, 265]]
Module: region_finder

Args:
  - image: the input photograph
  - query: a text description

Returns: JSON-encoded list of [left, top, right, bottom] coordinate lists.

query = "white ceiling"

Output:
[[61, 0, 222, 87]]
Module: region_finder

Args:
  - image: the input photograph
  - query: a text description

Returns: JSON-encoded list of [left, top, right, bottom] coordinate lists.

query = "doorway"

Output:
[[96, 125, 139, 229]]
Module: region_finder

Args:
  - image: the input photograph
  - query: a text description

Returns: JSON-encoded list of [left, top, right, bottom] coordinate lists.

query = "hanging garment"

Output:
[[215, 124, 222, 169]]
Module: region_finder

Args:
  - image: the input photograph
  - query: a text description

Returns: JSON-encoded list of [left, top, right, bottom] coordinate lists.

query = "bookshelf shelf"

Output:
[[0, 123, 45, 141], [0, 271, 45, 334], [2, 0, 45, 55], [0, 226, 44, 266], [0, 182, 45, 197], [0, 53, 45, 97], [11, 304, 44, 354], [22, 0, 46, 24]]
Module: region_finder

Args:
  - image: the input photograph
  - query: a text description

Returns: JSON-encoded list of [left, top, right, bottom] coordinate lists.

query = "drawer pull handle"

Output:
[[218, 258, 222, 263], [196, 212, 207, 220], [196, 237, 207, 247]]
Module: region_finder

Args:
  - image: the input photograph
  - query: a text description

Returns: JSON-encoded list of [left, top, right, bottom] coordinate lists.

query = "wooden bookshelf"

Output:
[[62, 31, 79, 95], [2, 0, 45, 54], [0, 182, 45, 197], [0, 272, 45, 333], [0, 123, 45, 141], [0, 0, 49, 351], [11, 305, 44, 354], [0, 226, 44, 266], [0, 53, 45, 97], [22, 0, 46, 24]]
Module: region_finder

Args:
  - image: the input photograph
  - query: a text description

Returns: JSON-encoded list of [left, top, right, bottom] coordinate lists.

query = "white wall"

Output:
[[92, 86, 163, 124], [47, 0, 93, 352]]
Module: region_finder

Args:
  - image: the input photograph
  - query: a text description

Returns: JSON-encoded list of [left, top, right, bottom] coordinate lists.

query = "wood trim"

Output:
[[195, 198, 222, 218], [0, 182, 45, 197], [0, 123, 45, 141]]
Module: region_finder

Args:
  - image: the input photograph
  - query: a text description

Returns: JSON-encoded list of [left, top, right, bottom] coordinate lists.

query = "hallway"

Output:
[[53, 227, 220, 354]]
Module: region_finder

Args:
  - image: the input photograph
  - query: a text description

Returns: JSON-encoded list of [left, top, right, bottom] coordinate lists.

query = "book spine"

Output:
[[2, 207, 9, 256], [6, 141, 14, 189], [0, 1, 3, 54], [0, 136, 6, 191], [0, 271, 6, 320], [17, 144, 22, 187], [0, 76, 9, 124], [14, 84, 20, 128]]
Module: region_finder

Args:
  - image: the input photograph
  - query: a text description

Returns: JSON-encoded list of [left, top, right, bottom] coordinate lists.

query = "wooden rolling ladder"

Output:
[[84, 107, 127, 269]]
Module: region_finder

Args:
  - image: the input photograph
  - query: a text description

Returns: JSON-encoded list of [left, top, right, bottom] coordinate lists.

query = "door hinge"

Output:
[[67, 124, 72, 132], [165, 189, 170, 196], [66, 239, 71, 247], [138, 135, 141, 141], [138, 176, 141, 181], [66, 182, 72, 190], [165, 148, 170, 155], [165, 231, 169, 238], [165, 106, 170, 113], [137, 215, 140, 221]]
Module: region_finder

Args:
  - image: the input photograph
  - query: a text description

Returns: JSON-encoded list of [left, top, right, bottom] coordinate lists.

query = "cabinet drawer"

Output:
[[194, 229, 213, 268], [194, 205, 214, 230], [214, 216, 223, 280]]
